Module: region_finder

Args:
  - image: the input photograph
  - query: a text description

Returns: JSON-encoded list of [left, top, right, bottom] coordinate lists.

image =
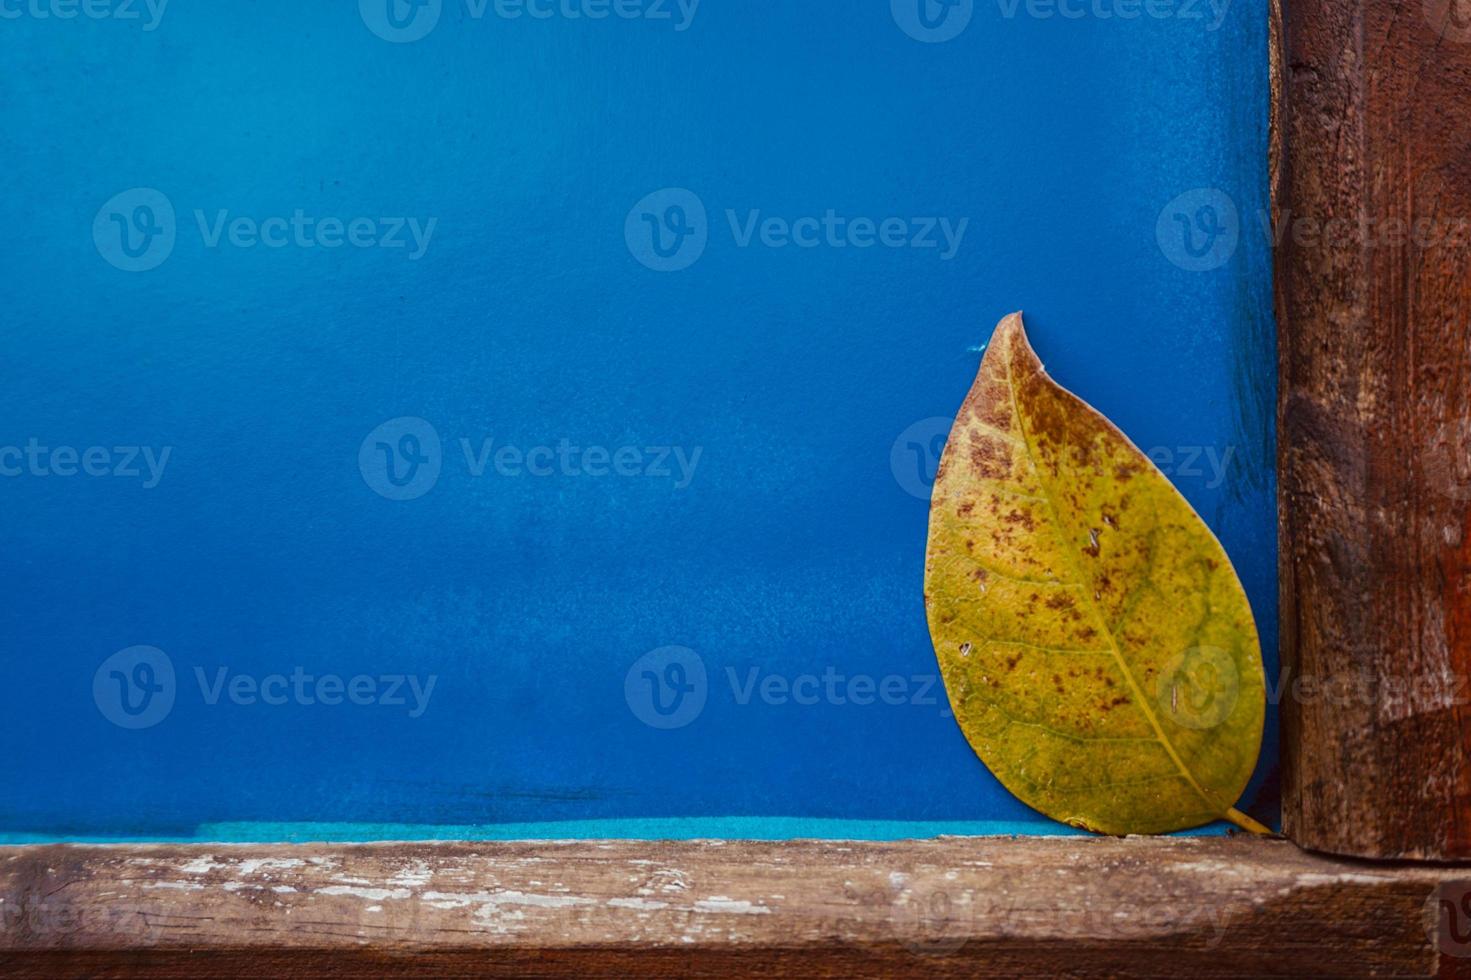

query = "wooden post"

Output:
[[1277, 0, 1471, 859]]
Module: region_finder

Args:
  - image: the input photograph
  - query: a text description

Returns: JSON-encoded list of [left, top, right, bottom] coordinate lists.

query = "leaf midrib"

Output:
[[1000, 347, 1222, 817]]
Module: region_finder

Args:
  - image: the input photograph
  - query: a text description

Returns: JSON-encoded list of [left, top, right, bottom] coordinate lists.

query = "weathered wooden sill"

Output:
[[2, 835, 1468, 977]]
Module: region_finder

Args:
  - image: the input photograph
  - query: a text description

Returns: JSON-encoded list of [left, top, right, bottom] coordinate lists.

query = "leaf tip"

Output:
[[988, 311, 1043, 375]]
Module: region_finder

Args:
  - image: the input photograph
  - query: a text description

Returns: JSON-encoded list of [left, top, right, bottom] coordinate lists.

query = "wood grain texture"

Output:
[[1276, 0, 1471, 859], [2, 836, 1470, 978]]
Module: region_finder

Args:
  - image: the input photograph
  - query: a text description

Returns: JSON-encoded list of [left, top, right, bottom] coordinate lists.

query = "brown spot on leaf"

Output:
[[968, 437, 1008, 477], [921, 312, 1263, 835], [1002, 508, 1035, 530]]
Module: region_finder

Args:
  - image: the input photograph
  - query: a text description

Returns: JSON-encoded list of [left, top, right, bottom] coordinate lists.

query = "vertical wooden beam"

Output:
[[1277, 0, 1471, 859]]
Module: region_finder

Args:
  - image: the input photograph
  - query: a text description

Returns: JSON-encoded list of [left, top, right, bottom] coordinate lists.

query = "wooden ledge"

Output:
[[2, 836, 1469, 977]]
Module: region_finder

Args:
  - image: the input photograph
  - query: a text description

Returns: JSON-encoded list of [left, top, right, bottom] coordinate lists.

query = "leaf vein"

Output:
[[1001, 340, 1224, 818], [979, 701, 1160, 745]]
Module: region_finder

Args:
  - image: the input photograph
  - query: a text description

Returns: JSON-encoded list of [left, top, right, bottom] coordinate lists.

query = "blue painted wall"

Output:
[[0, 0, 1275, 839]]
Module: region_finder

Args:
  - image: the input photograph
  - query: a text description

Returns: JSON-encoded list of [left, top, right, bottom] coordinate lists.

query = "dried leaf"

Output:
[[924, 313, 1266, 835]]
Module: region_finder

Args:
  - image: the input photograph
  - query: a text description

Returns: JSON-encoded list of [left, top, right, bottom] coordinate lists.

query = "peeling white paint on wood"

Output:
[[317, 885, 413, 902], [0, 836, 1459, 977]]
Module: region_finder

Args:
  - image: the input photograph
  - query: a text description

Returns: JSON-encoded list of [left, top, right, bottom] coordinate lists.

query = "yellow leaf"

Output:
[[924, 313, 1267, 835]]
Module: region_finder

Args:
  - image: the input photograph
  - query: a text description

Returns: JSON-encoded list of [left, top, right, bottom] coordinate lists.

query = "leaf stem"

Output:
[[1225, 808, 1273, 835]]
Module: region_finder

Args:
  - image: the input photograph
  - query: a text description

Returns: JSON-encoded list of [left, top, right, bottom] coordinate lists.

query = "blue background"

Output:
[[0, 0, 1275, 840]]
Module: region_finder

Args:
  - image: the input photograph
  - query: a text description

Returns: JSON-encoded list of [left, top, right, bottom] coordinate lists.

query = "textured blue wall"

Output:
[[0, 0, 1275, 838]]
